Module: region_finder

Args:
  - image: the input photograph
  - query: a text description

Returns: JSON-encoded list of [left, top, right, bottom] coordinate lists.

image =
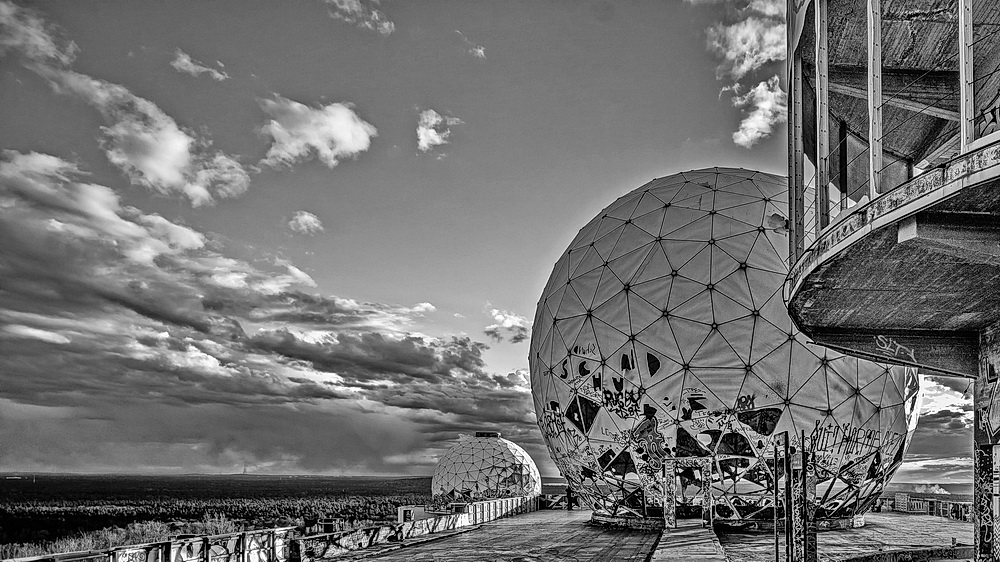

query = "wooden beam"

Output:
[[816, 0, 830, 232], [828, 83, 960, 121], [867, 0, 883, 197]]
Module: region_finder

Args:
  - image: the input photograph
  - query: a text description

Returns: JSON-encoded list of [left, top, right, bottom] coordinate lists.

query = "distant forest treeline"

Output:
[[0, 474, 433, 546]]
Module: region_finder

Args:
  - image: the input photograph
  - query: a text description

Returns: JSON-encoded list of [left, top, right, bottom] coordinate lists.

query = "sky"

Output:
[[0, 0, 970, 483]]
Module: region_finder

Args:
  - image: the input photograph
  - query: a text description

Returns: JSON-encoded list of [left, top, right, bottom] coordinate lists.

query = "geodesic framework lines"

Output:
[[529, 168, 921, 524], [431, 437, 542, 501]]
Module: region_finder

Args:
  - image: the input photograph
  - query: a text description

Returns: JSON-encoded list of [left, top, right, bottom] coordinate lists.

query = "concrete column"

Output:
[[701, 459, 713, 527], [663, 459, 677, 529], [975, 320, 1000, 561]]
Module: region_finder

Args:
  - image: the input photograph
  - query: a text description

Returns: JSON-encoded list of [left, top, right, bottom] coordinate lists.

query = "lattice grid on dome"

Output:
[[529, 168, 922, 524], [431, 435, 542, 501]]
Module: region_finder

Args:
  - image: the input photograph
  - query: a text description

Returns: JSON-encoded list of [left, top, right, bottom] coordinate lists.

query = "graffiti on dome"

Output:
[[530, 169, 921, 525]]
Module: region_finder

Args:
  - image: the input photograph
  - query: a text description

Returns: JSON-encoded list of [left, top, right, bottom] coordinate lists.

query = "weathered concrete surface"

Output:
[[358, 510, 660, 561], [650, 519, 727, 562], [719, 512, 972, 562]]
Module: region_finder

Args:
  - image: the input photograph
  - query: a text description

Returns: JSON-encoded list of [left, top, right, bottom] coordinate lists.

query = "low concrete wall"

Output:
[[840, 546, 974, 562], [291, 496, 538, 561], [5, 498, 539, 562], [5, 528, 298, 562]]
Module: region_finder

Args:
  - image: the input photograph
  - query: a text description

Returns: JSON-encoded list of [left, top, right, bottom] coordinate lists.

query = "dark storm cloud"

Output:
[[0, 149, 534, 474], [906, 409, 973, 461], [915, 409, 972, 435], [483, 307, 531, 344], [927, 375, 974, 398], [248, 330, 490, 385], [484, 326, 504, 343]]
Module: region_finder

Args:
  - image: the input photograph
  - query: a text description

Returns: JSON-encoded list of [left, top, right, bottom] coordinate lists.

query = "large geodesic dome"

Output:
[[431, 432, 542, 501], [529, 168, 921, 527]]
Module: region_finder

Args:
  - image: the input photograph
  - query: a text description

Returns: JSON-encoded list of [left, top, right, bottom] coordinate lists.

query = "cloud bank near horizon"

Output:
[[0, 149, 541, 474]]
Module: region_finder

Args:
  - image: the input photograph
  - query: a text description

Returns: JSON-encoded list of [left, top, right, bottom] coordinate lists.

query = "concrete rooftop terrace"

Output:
[[338, 510, 972, 562], [336, 510, 971, 562]]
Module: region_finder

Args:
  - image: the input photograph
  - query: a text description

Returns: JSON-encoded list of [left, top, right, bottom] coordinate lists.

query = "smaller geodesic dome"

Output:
[[431, 432, 542, 501]]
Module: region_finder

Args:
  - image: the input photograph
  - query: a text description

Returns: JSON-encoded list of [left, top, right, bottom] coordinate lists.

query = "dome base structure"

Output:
[[431, 432, 542, 502], [591, 512, 666, 531], [528, 168, 921, 530]]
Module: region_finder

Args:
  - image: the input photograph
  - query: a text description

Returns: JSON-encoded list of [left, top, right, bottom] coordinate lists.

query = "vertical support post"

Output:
[[790, 441, 804, 561], [958, 0, 975, 150], [663, 459, 677, 529], [975, 321, 1000, 562], [787, 0, 803, 263], [802, 431, 818, 562], [839, 120, 849, 210], [773, 445, 780, 562], [701, 458, 713, 528], [867, 0, 883, 197], [793, 54, 805, 255], [815, 0, 830, 232], [783, 434, 793, 562]]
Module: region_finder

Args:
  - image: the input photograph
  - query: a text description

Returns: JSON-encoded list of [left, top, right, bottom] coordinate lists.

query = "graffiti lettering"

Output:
[[602, 383, 643, 418], [621, 350, 636, 371], [734, 394, 756, 412], [874, 335, 917, 363], [573, 343, 597, 356]]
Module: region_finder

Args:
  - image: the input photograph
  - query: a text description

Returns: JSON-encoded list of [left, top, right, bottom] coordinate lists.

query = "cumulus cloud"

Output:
[[484, 308, 530, 344], [0, 150, 540, 474], [455, 30, 486, 59], [928, 375, 973, 399], [35, 67, 250, 205], [259, 95, 377, 169], [288, 211, 325, 235], [410, 302, 436, 314], [696, 0, 786, 147], [0, 0, 77, 66], [913, 483, 951, 495], [731, 75, 787, 148], [323, 0, 395, 36], [707, 15, 785, 80], [2, 2, 249, 206], [416, 109, 463, 154], [170, 49, 229, 81]]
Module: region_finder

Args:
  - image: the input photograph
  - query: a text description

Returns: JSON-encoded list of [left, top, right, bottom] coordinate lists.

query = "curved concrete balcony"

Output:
[[785, 138, 1000, 378]]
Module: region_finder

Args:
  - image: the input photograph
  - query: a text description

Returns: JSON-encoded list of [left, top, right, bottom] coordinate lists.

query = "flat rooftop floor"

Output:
[[344, 510, 970, 562], [358, 510, 663, 561], [718, 512, 972, 562]]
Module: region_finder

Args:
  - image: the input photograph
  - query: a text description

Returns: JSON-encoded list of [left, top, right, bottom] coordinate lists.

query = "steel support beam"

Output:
[[839, 119, 849, 210], [959, 0, 975, 150], [867, 0, 883, 197], [788, 0, 805, 263], [815, 0, 830, 232], [793, 54, 805, 257]]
